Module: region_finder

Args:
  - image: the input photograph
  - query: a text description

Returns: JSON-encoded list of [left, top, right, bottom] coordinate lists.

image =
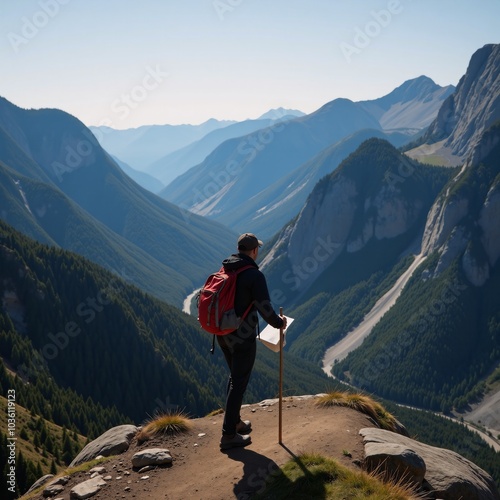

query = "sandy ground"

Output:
[[26, 397, 378, 500], [459, 387, 500, 446]]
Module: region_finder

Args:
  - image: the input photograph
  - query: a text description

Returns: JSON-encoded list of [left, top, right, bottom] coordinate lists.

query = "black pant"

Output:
[[217, 334, 256, 435]]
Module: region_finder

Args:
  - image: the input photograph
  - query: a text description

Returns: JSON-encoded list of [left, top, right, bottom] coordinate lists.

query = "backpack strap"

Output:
[[231, 264, 255, 323]]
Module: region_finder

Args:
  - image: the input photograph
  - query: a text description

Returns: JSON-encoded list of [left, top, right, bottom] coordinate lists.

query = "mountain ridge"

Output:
[[160, 75, 451, 236], [358, 75, 455, 131], [0, 97, 236, 305]]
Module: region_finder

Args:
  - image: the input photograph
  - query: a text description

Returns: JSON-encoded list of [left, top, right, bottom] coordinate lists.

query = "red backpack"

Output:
[[197, 265, 254, 338]]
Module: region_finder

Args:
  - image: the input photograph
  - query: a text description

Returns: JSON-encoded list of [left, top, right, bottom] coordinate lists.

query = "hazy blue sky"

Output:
[[1, 0, 499, 129]]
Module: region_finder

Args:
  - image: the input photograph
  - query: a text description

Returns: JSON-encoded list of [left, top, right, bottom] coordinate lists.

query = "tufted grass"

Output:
[[137, 411, 192, 442], [255, 452, 424, 499], [206, 407, 224, 417], [315, 391, 399, 432]]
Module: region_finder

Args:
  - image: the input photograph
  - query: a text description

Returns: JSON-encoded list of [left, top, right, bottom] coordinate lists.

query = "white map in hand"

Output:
[[258, 316, 294, 352]]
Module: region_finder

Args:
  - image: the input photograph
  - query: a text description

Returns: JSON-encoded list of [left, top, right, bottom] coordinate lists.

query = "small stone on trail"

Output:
[[138, 465, 155, 473]]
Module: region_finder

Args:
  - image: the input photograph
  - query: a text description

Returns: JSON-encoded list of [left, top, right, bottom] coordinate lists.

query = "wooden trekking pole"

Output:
[[279, 306, 284, 444]]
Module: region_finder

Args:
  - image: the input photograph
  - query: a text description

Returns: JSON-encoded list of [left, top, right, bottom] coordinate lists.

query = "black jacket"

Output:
[[222, 253, 284, 339]]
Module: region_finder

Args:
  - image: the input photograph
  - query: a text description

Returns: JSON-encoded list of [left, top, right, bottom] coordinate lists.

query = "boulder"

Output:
[[364, 442, 426, 487], [70, 475, 107, 499], [70, 424, 138, 467], [360, 428, 500, 499], [131, 448, 173, 468]]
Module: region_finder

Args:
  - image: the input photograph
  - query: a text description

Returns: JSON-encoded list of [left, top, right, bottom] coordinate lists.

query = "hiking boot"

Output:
[[220, 433, 251, 450], [236, 419, 252, 434]]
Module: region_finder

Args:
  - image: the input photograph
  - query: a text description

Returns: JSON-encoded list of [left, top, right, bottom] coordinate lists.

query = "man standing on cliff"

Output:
[[218, 233, 286, 450]]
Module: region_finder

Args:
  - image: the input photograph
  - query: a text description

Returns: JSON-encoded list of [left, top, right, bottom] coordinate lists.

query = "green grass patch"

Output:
[[255, 452, 421, 499]]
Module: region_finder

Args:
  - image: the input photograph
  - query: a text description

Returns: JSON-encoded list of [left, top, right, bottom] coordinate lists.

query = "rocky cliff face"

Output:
[[421, 124, 500, 286], [425, 44, 500, 159], [261, 139, 443, 296]]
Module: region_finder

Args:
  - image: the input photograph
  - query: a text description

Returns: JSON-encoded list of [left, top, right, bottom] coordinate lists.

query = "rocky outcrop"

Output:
[[69, 425, 139, 467], [286, 175, 356, 287], [265, 139, 437, 295], [360, 428, 500, 499], [425, 44, 500, 159], [420, 124, 500, 287], [421, 188, 468, 256]]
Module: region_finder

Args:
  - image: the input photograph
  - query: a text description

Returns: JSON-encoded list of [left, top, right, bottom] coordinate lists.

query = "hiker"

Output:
[[218, 232, 287, 450]]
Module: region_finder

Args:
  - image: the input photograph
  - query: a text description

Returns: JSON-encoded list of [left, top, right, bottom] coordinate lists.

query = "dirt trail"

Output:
[[27, 397, 377, 500], [322, 254, 425, 375]]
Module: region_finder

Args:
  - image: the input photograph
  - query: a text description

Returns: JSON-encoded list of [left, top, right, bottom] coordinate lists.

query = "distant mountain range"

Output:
[[161, 76, 453, 237], [149, 114, 297, 186], [89, 118, 236, 171], [89, 108, 305, 186]]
